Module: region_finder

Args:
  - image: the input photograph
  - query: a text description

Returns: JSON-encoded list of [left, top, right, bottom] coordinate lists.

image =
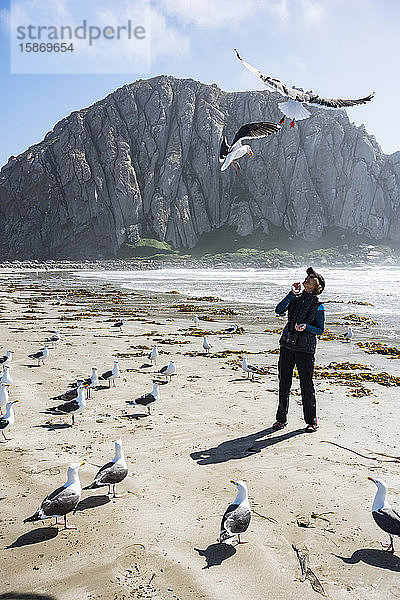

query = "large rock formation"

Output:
[[0, 75, 399, 259]]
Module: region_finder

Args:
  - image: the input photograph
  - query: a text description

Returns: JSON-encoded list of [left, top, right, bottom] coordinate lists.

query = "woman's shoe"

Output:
[[305, 422, 319, 433], [272, 421, 287, 430]]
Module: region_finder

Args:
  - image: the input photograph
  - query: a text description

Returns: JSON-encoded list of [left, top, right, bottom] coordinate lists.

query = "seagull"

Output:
[[343, 327, 353, 342], [24, 461, 85, 529], [0, 366, 13, 389], [51, 380, 84, 403], [46, 384, 86, 426], [234, 48, 374, 127], [112, 319, 126, 333], [0, 350, 13, 370], [127, 382, 160, 415], [223, 324, 238, 334], [368, 477, 400, 553], [54, 295, 62, 306], [84, 439, 128, 498], [193, 315, 200, 327], [45, 330, 61, 349], [148, 345, 159, 366], [101, 360, 120, 388], [0, 383, 9, 415], [83, 367, 98, 398], [202, 336, 212, 355], [28, 345, 49, 366], [241, 356, 258, 380], [218, 480, 252, 545], [0, 400, 19, 443], [158, 361, 176, 382], [220, 121, 280, 173]]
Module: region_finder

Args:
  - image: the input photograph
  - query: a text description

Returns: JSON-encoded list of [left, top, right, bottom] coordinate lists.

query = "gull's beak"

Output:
[[248, 149, 254, 157], [12, 399, 20, 403], [230, 479, 236, 485], [80, 460, 86, 467], [367, 476, 375, 482]]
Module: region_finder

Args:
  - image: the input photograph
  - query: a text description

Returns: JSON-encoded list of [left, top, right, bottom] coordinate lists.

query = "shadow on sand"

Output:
[[0, 594, 58, 600], [6, 527, 58, 549], [74, 495, 110, 512], [195, 543, 236, 568], [190, 427, 305, 465], [334, 548, 400, 571]]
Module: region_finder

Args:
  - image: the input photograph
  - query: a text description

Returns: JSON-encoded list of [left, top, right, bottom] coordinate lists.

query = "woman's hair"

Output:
[[313, 278, 323, 295]]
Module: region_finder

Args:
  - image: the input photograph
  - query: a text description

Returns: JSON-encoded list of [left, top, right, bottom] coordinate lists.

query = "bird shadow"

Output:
[[74, 495, 110, 512], [121, 412, 149, 420], [190, 428, 305, 465], [334, 548, 400, 571], [35, 422, 71, 430], [23, 364, 41, 369], [194, 543, 236, 568], [229, 377, 263, 384], [6, 526, 58, 549], [140, 363, 152, 369], [94, 385, 110, 391]]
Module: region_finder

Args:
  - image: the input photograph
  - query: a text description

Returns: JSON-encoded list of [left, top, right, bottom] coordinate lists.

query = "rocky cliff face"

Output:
[[1, 75, 399, 259]]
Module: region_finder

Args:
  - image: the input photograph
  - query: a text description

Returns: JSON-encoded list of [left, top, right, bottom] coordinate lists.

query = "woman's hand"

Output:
[[295, 323, 306, 331], [291, 282, 301, 294]]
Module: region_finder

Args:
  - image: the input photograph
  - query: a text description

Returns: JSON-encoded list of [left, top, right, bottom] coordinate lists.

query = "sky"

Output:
[[0, 0, 399, 168]]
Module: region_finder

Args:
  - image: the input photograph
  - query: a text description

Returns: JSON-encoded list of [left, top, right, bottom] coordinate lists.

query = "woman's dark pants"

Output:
[[276, 346, 317, 425]]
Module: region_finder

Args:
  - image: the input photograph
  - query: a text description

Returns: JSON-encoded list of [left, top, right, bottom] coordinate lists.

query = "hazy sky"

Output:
[[0, 0, 399, 168]]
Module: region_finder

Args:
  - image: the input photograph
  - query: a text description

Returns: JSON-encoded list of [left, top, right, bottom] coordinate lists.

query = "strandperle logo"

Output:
[[16, 20, 146, 46]]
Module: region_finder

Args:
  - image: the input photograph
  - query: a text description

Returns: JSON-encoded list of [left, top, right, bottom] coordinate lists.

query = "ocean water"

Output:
[[77, 266, 400, 341]]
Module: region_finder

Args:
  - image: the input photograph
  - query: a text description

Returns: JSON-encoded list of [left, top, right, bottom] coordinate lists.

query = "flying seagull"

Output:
[[368, 476, 400, 553], [84, 439, 128, 498], [218, 480, 252, 545], [220, 121, 280, 173], [234, 49, 374, 127], [24, 461, 85, 529]]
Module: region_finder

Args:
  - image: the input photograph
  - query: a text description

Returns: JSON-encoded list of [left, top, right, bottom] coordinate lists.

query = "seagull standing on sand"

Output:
[[101, 360, 120, 387], [0, 366, 13, 389], [0, 400, 19, 443], [47, 384, 86, 426], [223, 324, 238, 334], [202, 336, 212, 355], [218, 480, 252, 545], [0, 383, 9, 415], [24, 461, 85, 529], [241, 356, 258, 380], [0, 350, 13, 370], [84, 367, 98, 398], [148, 345, 159, 366], [128, 382, 160, 415], [220, 122, 280, 173], [84, 439, 128, 498], [343, 327, 353, 342], [234, 48, 374, 127], [112, 319, 126, 333], [28, 345, 49, 366], [158, 361, 176, 382], [46, 330, 60, 349], [193, 315, 200, 327], [368, 476, 400, 553]]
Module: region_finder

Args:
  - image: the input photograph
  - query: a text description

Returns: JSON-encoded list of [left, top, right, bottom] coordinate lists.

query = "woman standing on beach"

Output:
[[272, 267, 325, 433]]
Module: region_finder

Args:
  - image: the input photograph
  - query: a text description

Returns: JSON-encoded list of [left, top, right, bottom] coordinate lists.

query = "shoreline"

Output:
[[1, 270, 400, 600]]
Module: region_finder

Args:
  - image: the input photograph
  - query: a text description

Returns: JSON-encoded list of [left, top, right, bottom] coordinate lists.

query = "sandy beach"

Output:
[[1, 269, 400, 600]]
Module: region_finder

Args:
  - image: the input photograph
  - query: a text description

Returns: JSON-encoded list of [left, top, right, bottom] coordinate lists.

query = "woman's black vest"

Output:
[[279, 292, 321, 355]]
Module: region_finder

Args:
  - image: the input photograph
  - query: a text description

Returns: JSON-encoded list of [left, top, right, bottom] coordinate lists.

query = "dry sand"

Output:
[[1, 269, 400, 600]]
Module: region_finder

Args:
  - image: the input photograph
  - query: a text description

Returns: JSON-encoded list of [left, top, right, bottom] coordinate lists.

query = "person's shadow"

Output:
[[6, 527, 58, 549], [194, 543, 236, 568], [334, 548, 400, 571], [190, 428, 304, 465], [0, 594, 58, 600]]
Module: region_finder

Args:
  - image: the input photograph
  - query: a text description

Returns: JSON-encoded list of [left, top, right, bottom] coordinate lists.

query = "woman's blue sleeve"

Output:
[[275, 291, 295, 315], [305, 304, 325, 335]]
